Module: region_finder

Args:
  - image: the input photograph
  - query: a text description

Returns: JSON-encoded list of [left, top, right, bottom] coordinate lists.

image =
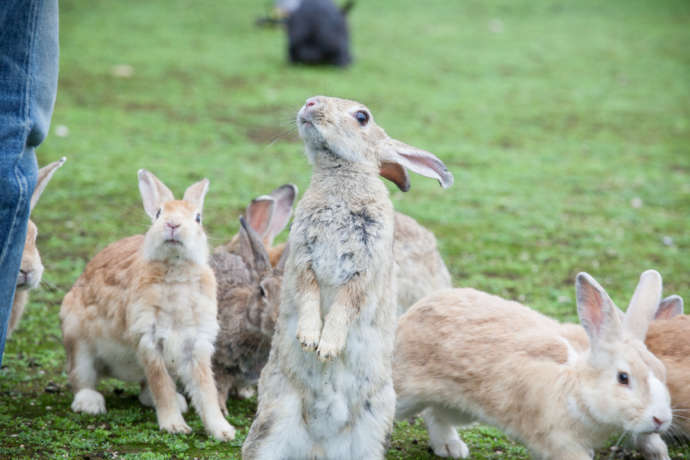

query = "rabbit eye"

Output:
[[195, 213, 201, 224], [258, 285, 267, 297], [155, 208, 161, 219], [354, 110, 369, 126], [617, 372, 629, 385]]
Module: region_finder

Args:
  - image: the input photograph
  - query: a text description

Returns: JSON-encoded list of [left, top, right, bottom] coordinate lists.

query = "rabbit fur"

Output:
[[210, 184, 295, 410], [394, 270, 673, 460], [242, 95, 452, 460], [8, 157, 66, 337], [59, 170, 235, 441], [647, 295, 689, 439]]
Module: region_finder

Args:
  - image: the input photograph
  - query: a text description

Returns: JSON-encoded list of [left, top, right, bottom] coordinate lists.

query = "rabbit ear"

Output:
[[576, 272, 622, 350], [238, 216, 271, 275], [138, 169, 175, 219], [655, 295, 684, 320], [183, 178, 210, 211], [379, 139, 453, 192], [246, 195, 275, 240], [624, 270, 662, 340], [30, 157, 66, 211], [275, 241, 289, 273], [264, 184, 298, 247]]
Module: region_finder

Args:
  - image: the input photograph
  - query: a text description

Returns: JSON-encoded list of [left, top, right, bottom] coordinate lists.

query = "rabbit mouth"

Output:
[[298, 115, 314, 127], [164, 239, 183, 246]]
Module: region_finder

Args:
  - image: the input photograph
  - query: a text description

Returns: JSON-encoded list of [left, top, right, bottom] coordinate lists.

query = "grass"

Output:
[[1, 0, 688, 458]]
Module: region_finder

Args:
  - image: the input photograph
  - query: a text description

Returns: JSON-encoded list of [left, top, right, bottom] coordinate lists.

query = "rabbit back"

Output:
[[393, 212, 451, 313]]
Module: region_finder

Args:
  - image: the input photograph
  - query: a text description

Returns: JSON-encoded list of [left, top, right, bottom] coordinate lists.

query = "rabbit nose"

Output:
[[166, 222, 180, 230], [305, 97, 318, 108], [19, 269, 28, 276], [653, 416, 665, 429]]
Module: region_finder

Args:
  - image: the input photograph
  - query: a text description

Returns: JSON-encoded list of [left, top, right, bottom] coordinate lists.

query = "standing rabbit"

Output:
[[394, 270, 673, 460], [647, 294, 690, 438], [211, 184, 451, 414], [8, 157, 65, 337], [59, 170, 235, 441], [242, 95, 453, 459], [210, 184, 296, 411]]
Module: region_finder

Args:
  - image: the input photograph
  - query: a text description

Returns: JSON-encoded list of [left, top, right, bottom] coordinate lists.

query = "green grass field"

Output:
[[1, 0, 689, 458]]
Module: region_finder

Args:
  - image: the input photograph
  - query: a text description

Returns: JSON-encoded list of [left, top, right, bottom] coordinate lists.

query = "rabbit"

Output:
[[393, 211, 452, 314], [211, 183, 450, 414], [647, 294, 690, 439], [59, 170, 235, 441], [210, 184, 296, 412], [8, 157, 66, 337], [286, 0, 353, 67], [242, 95, 453, 460], [394, 270, 673, 460]]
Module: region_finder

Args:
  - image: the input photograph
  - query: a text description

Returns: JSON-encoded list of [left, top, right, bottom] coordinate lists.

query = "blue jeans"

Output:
[[0, 0, 59, 364]]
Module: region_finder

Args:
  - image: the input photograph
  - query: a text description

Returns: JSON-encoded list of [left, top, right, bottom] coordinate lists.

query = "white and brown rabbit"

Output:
[[242, 95, 453, 459], [210, 184, 296, 411], [394, 270, 673, 460], [647, 294, 690, 438], [59, 170, 235, 441], [8, 157, 65, 337]]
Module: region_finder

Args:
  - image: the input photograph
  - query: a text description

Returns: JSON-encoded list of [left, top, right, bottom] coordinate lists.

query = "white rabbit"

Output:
[[8, 157, 65, 337], [394, 270, 673, 460], [59, 170, 234, 441], [242, 95, 453, 460]]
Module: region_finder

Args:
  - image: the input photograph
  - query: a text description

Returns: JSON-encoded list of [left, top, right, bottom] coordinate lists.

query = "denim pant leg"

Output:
[[0, 0, 59, 364]]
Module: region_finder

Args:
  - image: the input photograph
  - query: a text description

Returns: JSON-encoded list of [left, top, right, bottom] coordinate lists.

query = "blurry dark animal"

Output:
[[286, 0, 354, 67]]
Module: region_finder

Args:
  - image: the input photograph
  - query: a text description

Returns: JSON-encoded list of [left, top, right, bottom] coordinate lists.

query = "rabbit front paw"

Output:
[[71, 389, 106, 414], [637, 433, 670, 460], [297, 315, 322, 351], [316, 334, 346, 362], [207, 418, 236, 441], [159, 415, 192, 434]]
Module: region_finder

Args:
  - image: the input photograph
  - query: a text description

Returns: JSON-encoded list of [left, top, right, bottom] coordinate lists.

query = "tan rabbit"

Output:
[[393, 211, 451, 313], [210, 184, 295, 412], [8, 157, 66, 337], [59, 170, 235, 441], [394, 270, 673, 460], [647, 295, 690, 438], [243, 96, 453, 460]]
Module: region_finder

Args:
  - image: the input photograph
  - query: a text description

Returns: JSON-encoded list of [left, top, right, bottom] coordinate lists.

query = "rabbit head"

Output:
[[16, 157, 66, 290], [575, 270, 672, 436], [296, 96, 453, 191], [235, 216, 285, 337], [647, 293, 689, 437], [137, 169, 210, 266]]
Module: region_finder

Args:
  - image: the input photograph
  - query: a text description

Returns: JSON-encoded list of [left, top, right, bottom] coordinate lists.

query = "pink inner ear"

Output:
[[396, 150, 453, 189], [247, 199, 275, 237], [380, 161, 410, 192]]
